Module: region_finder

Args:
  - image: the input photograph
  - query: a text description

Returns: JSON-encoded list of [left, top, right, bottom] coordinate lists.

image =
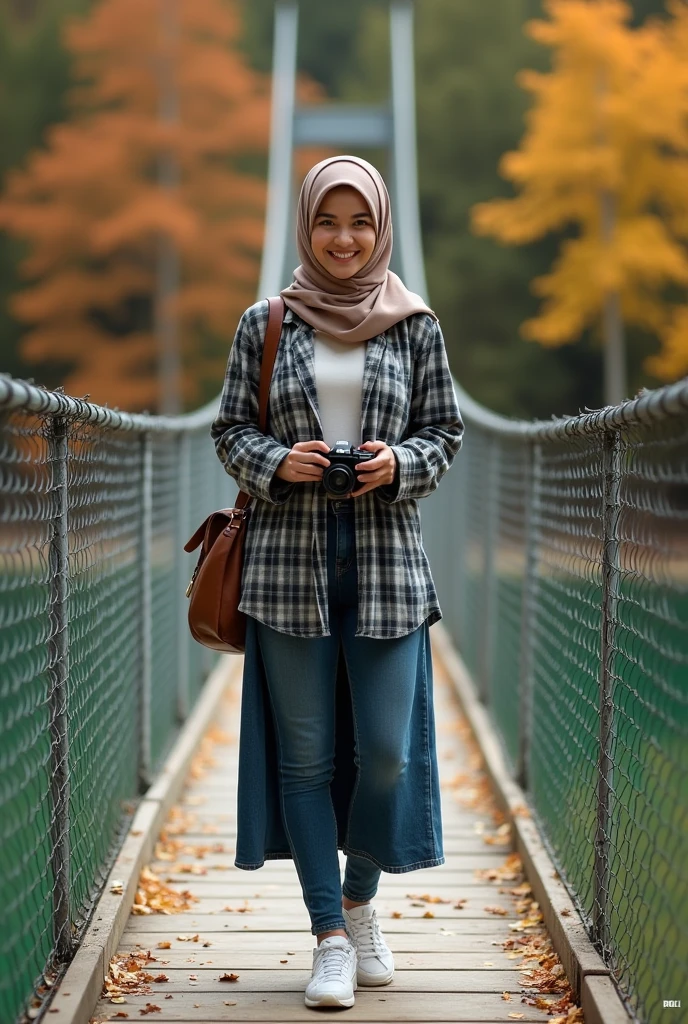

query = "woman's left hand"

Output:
[[349, 440, 397, 497]]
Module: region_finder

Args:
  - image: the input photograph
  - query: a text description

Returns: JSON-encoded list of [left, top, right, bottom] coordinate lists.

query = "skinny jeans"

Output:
[[252, 496, 425, 935]]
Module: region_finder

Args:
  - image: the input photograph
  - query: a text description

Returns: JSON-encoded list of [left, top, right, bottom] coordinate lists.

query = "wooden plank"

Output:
[[143, 898, 523, 921], [156, 880, 520, 896], [151, 848, 508, 860], [118, 933, 511, 953], [123, 916, 519, 935], [91, 990, 553, 1021], [101, 967, 543, 992], [157, 826, 502, 841], [106, 951, 528, 971], [144, 883, 519, 901]]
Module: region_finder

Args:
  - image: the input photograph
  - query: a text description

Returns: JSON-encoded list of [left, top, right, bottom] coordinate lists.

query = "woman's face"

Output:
[[310, 185, 376, 279]]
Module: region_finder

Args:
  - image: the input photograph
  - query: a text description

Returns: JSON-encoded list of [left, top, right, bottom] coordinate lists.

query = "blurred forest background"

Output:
[[0, 0, 683, 418]]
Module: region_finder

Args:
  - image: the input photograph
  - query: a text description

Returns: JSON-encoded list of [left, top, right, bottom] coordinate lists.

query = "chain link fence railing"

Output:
[[0, 376, 235, 1024], [423, 377, 688, 1024], [2, 367, 687, 1024]]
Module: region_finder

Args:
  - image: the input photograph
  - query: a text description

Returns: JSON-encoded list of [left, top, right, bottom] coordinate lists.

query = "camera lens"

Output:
[[324, 465, 354, 496]]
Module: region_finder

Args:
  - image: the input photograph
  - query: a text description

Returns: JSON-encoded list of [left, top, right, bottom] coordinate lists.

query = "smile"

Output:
[[328, 251, 360, 261]]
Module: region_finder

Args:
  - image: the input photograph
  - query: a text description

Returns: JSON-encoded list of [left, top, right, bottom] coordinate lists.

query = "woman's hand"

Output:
[[274, 440, 331, 483], [350, 440, 397, 498]]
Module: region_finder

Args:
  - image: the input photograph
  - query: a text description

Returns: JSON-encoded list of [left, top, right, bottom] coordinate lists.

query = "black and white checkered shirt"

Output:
[[210, 300, 464, 638]]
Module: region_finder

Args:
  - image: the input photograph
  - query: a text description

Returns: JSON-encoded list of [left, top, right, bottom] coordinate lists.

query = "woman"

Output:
[[210, 155, 464, 1010]]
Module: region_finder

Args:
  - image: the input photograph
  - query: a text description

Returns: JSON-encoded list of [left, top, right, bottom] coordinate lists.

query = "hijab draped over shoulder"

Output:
[[279, 155, 436, 344]]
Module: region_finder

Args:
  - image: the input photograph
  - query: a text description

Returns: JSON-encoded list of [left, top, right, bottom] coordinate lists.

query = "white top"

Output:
[[313, 330, 367, 448]]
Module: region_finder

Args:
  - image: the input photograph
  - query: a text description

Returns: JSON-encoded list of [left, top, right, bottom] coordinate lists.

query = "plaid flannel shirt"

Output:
[[210, 299, 464, 638]]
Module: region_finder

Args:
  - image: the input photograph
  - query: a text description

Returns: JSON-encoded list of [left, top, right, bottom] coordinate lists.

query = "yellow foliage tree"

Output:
[[0, 0, 271, 412], [471, 0, 688, 400]]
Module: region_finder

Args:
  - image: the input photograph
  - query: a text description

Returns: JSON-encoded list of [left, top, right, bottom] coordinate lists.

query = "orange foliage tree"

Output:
[[471, 0, 688, 400], [0, 0, 271, 411]]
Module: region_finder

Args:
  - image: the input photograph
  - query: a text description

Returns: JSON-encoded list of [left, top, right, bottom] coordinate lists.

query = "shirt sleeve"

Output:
[[209, 304, 295, 505], [376, 316, 464, 504]]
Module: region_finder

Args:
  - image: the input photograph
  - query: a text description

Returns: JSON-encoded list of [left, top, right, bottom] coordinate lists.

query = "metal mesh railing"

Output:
[[2, 365, 687, 1024], [423, 377, 688, 1024], [0, 377, 236, 1024]]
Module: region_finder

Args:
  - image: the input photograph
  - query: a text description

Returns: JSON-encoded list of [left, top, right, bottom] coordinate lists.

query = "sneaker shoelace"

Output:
[[351, 911, 387, 957], [314, 943, 354, 980]]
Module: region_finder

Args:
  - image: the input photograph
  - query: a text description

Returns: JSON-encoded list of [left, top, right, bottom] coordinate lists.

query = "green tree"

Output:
[[239, 0, 386, 98]]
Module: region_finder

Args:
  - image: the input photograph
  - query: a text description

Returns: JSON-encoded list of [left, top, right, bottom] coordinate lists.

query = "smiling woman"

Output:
[[210, 153, 464, 1012], [310, 186, 377, 278]]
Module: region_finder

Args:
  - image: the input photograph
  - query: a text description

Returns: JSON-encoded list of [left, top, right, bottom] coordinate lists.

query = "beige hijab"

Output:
[[280, 155, 436, 343]]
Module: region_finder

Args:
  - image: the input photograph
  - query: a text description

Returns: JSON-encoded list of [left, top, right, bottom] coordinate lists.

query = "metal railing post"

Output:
[[516, 441, 541, 791], [139, 433, 153, 790], [478, 437, 500, 704], [176, 431, 191, 722], [47, 413, 74, 962], [593, 428, 621, 954]]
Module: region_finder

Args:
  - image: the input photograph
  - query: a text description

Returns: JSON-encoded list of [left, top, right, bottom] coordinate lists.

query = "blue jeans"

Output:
[[253, 497, 427, 935]]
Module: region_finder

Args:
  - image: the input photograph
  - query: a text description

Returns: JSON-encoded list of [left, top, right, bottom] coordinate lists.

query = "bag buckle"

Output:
[[223, 508, 247, 535]]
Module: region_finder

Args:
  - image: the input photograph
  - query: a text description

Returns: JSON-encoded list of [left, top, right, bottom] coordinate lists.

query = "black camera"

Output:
[[322, 440, 376, 497]]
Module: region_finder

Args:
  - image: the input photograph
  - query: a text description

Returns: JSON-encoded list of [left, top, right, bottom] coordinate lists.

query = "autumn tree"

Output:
[[0, 0, 271, 412], [471, 0, 688, 405]]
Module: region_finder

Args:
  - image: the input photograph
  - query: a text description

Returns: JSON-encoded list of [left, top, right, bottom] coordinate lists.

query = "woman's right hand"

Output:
[[274, 440, 331, 483]]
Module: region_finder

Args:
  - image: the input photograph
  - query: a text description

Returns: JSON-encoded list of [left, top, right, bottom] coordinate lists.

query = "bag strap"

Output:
[[234, 296, 285, 510], [258, 296, 285, 433]]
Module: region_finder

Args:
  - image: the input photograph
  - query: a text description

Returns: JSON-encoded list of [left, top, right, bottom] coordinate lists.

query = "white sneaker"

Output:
[[304, 934, 357, 1009], [342, 903, 395, 985]]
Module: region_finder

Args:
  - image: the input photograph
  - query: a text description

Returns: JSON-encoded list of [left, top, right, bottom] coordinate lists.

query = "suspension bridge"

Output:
[[0, 3, 686, 1024]]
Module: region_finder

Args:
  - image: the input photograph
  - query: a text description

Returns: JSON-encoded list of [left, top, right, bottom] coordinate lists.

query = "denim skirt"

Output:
[[233, 497, 445, 873]]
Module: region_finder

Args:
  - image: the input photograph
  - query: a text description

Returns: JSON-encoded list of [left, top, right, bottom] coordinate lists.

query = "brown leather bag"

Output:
[[183, 297, 285, 653]]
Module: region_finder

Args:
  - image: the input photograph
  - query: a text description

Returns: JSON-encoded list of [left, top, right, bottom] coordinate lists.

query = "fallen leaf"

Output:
[[422, 910, 435, 918], [132, 867, 198, 916], [405, 892, 451, 904], [508, 1015, 525, 1019], [138, 1005, 161, 1016], [510, 882, 532, 896], [219, 973, 239, 982], [502, 991, 511, 1000]]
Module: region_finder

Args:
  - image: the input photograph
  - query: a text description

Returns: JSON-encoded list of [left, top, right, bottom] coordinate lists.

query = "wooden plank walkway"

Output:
[[92, 640, 583, 1023]]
